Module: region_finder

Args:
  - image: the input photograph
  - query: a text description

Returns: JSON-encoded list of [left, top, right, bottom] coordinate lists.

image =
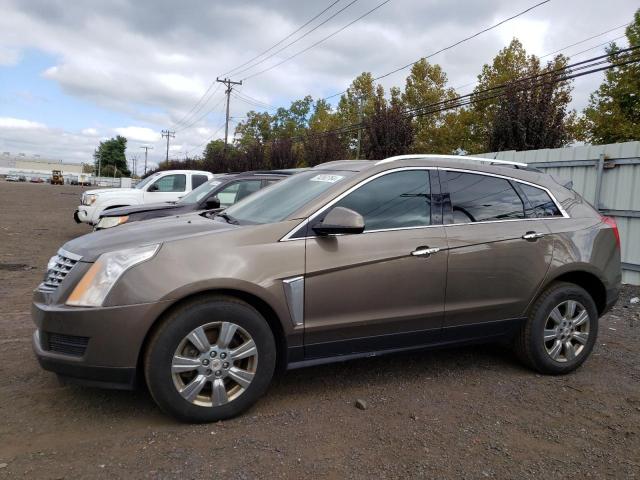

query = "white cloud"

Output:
[[0, 117, 46, 129], [114, 126, 161, 143], [81, 127, 99, 136]]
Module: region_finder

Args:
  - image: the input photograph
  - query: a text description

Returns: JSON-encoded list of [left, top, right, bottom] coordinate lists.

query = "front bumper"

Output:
[[75, 205, 99, 225], [32, 297, 173, 390]]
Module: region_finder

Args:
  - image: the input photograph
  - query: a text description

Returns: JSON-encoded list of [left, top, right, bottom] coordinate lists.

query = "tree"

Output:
[[469, 39, 574, 152], [363, 88, 414, 160], [93, 135, 130, 177], [402, 59, 464, 153], [579, 9, 640, 144], [488, 55, 573, 151], [302, 99, 346, 166]]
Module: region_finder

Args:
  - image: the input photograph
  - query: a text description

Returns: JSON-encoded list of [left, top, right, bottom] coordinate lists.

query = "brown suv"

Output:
[[32, 155, 621, 422]]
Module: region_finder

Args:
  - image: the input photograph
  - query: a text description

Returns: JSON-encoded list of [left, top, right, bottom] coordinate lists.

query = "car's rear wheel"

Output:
[[144, 295, 276, 423], [515, 282, 598, 374]]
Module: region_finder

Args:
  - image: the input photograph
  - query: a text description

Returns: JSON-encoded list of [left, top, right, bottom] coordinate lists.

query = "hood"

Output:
[[85, 188, 139, 197], [64, 212, 236, 261], [101, 202, 184, 217]]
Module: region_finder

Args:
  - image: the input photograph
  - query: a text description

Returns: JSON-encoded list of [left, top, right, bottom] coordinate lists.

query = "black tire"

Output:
[[144, 294, 276, 423], [515, 282, 599, 375]]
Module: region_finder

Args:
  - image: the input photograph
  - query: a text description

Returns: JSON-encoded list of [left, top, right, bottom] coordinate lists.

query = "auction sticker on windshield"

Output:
[[309, 174, 344, 183]]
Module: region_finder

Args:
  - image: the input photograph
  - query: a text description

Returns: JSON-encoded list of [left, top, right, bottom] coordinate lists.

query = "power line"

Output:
[[231, 91, 278, 111], [175, 94, 226, 133], [284, 46, 640, 143], [322, 0, 551, 101], [231, 0, 362, 79], [221, 0, 344, 76], [540, 22, 629, 59], [241, 0, 392, 81], [173, 83, 223, 129], [174, 0, 348, 127], [451, 29, 629, 96]]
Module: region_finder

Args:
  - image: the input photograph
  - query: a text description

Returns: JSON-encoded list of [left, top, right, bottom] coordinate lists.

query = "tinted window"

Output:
[[217, 183, 240, 208], [225, 170, 356, 225], [333, 170, 430, 231], [447, 172, 524, 223], [151, 174, 186, 192], [235, 180, 263, 203], [192, 174, 209, 189], [520, 184, 561, 217]]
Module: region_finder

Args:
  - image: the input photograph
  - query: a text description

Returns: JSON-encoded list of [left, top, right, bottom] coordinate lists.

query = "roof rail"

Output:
[[374, 154, 527, 168]]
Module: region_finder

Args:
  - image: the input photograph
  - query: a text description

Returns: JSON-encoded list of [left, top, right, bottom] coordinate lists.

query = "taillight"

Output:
[[601, 216, 620, 249]]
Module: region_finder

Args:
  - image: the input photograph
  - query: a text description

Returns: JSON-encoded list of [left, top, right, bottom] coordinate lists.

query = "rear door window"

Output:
[[192, 174, 209, 189], [445, 171, 525, 223], [519, 184, 561, 218]]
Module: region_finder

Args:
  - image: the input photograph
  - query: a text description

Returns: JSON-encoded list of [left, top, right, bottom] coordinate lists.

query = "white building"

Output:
[[0, 152, 84, 180]]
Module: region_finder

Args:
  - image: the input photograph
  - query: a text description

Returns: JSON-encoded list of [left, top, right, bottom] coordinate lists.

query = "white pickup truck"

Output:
[[74, 170, 213, 225]]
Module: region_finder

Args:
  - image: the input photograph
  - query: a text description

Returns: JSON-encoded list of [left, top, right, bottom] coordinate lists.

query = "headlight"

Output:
[[96, 216, 129, 230], [66, 244, 159, 307], [83, 194, 97, 206]]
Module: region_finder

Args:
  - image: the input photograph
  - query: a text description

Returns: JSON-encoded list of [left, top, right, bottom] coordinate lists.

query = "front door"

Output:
[[143, 173, 187, 203], [303, 169, 448, 358], [440, 169, 554, 337]]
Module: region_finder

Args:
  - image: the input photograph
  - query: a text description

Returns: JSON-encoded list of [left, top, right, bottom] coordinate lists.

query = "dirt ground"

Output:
[[0, 180, 639, 479]]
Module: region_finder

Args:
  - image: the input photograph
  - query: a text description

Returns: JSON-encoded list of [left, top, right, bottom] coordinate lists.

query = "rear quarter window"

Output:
[[519, 184, 561, 218]]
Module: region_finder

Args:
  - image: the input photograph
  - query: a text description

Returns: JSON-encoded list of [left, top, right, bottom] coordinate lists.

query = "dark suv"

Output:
[[32, 155, 621, 423], [95, 169, 301, 229]]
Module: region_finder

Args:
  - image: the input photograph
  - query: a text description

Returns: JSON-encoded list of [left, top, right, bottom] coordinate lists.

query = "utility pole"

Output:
[[356, 95, 364, 160], [140, 146, 153, 175], [161, 130, 175, 163], [216, 77, 242, 154]]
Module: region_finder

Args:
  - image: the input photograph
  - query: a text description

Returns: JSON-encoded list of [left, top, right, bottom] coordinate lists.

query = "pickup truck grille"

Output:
[[40, 250, 81, 292]]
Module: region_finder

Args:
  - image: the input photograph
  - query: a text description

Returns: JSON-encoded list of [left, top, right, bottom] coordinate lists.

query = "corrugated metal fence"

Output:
[[478, 141, 640, 285]]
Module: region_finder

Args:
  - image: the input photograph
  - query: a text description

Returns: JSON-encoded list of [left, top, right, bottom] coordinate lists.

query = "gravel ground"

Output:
[[0, 180, 639, 479]]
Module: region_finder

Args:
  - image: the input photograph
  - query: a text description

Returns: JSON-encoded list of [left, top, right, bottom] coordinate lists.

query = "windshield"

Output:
[[135, 173, 160, 190], [225, 170, 356, 224], [179, 178, 224, 204]]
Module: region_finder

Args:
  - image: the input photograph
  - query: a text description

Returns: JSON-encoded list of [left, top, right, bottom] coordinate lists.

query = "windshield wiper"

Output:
[[215, 212, 239, 225]]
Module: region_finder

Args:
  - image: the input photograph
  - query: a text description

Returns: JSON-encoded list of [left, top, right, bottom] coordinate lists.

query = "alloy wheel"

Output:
[[543, 300, 590, 363], [171, 321, 258, 407]]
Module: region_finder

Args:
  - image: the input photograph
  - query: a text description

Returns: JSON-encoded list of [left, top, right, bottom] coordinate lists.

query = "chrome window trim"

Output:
[[442, 167, 570, 219], [280, 167, 436, 242], [280, 166, 569, 242]]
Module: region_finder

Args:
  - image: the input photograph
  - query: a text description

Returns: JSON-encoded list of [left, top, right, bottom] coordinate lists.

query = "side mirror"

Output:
[[205, 195, 221, 209], [312, 207, 365, 236], [147, 184, 159, 192]]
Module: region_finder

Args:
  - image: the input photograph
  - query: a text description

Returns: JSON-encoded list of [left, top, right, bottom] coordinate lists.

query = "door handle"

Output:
[[522, 231, 545, 241], [411, 247, 440, 257]]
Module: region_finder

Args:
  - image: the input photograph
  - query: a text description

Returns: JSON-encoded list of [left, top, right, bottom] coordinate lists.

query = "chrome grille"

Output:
[[39, 249, 81, 292]]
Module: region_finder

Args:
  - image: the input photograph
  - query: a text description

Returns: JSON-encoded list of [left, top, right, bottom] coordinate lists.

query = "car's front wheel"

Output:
[[515, 282, 598, 374], [144, 295, 276, 423]]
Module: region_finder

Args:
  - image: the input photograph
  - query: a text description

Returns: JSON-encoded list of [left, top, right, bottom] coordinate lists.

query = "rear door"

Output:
[[441, 169, 554, 335], [303, 168, 448, 358]]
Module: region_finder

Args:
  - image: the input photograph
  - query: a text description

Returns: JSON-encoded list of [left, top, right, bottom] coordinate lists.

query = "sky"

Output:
[[0, 0, 637, 172]]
